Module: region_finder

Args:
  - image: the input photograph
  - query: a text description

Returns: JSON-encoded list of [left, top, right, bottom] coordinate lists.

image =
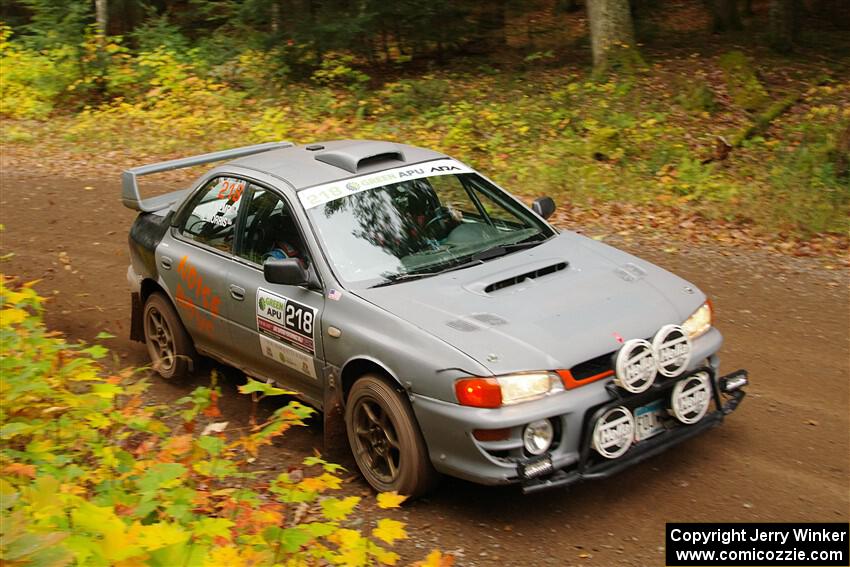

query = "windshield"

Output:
[[301, 159, 555, 287]]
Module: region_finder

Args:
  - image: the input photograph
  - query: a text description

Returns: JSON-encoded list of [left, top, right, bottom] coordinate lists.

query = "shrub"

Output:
[[718, 51, 770, 113], [0, 276, 447, 565], [0, 25, 79, 119]]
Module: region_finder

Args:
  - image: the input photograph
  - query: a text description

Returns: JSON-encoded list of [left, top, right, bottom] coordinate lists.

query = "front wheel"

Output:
[[143, 292, 196, 379], [345, 375, 437, 497]]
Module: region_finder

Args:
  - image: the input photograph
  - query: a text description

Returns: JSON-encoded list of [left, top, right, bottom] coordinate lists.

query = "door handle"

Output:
[[229, 284, 245, 301], [160, 256, 173, 270]]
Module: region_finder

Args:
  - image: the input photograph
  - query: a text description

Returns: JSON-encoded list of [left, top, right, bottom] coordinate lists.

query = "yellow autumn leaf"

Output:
[[337, 546, 368, 566], [0, 307, 28, 326], [376, 491, 407, 509], [321, 496, 360, 520], [71, 502, 134, 560], [413, 550, 455, 567], [203, 546, 244, 567], [25, 475, 63, 520], [372, 518, 407, 545], [329, 528, 364, 548], [134, 521, 190, 550], [300, 475, 330, 492], [318, 471, 342, 490], [1, 288, 28, 304], [372, 547, 401, 565]]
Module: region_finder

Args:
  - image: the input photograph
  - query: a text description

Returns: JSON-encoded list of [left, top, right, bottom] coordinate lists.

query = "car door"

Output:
[[158, 175, 246, 360], [226, 182, 325, 406]]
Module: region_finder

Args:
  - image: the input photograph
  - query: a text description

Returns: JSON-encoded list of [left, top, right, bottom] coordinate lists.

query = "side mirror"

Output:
[[264, 258, 309, 286], [532, 196, 556, 220]]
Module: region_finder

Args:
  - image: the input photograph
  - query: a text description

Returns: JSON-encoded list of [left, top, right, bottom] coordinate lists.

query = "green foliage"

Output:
[[0, 25, 79, 119], [377, 76, 450, 118], [756, 100, 850, 234], [676, 75, 717, 113], [719, 50, 770, 112], [1, 25, 847, 236], [0, 276, 444, 566], [16, 0, 91, 50], [311, 52, 371, 91]]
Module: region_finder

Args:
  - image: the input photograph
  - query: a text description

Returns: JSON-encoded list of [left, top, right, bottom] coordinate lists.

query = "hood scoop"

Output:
[[482, 261, 568, 294]]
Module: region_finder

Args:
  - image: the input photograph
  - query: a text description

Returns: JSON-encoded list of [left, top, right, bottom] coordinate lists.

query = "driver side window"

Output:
[[236, 187, 308, 266], [179, 177, 246, 252]]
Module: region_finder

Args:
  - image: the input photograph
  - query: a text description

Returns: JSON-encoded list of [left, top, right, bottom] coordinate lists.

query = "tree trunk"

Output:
[[271, 1, 280, 34], [561, 0, 581, 12], [474, 0, 507, 52], [704, 0, 742, 32], [94, 0, 108, 35], [769, 0, 801, 52], [586, 0, 642, 74]]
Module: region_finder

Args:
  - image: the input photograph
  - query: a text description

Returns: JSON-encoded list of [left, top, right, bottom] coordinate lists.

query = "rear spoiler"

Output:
[[121, 141, 293, 212]]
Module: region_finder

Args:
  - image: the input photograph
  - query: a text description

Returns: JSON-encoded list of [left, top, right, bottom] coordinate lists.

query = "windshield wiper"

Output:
[[368, 234, 550, 288], [470, 235, 549, 262], [369, 258, 485, 288]]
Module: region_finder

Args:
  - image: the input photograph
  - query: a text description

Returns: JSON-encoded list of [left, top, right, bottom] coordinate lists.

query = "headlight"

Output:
[[455, 372, 563, 408], [682, 300, 712, 340]]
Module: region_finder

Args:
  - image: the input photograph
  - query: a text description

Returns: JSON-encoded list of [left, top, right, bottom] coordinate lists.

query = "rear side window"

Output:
[[179, 177, 246, 252], [237, 187, 309, 266]]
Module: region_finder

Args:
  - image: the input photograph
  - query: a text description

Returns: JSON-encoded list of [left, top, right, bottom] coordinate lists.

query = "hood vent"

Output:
[[314, 141, 405, 173], [484, 262, 567, 294]]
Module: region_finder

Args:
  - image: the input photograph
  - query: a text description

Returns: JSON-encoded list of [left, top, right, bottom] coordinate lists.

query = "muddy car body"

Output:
[[123, 140, 747, 495]]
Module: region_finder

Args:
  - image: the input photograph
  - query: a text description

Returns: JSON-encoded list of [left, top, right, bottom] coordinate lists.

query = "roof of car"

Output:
[[229, 139, 450, 191]]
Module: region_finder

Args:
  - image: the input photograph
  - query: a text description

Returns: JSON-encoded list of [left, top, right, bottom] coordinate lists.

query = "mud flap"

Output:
[[130, 292, 145, 342], [322, 366, 349, 459]]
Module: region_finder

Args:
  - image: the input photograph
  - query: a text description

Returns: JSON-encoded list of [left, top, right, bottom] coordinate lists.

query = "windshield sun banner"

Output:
[[298, 158, 474, 209]]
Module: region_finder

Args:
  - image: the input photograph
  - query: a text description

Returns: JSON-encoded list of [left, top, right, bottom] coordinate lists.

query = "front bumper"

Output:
[[411, 364, 747, 492], [522, 368, 747, 493]]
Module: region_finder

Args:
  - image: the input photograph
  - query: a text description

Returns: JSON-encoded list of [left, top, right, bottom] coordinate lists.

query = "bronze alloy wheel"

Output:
[[142, 292, 196, 379], [351, 397, 402, 484], [145, 304, 176, 372], [345, 374, 437, 497]]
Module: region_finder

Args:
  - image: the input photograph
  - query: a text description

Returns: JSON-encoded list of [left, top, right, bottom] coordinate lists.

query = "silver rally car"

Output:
[[123, 140, 748, 496]]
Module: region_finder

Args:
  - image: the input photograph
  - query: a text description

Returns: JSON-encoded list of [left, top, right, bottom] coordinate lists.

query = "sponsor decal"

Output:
[[592, 406, 634, 459], [298, 158, 474, 209], [259, 335, 318, 380], [174, 255, 221, 335], [256, 288, 317, 355], [652, 324, 692, 378], [215, 178, 245, 201], [614, 338, 658, 393], [670, 372, 711, 424], [327, 289, 342, 301]]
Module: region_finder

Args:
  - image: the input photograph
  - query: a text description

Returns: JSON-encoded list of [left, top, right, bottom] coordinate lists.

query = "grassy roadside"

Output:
[[2, 33, 848, 251]]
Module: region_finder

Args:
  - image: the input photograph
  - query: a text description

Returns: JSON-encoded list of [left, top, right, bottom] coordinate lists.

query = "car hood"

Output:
[[353, 231, 706, 375]]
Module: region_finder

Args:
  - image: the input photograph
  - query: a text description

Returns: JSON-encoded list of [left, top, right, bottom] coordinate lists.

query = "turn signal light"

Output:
[[473, 428, 511, 441], [455, 378, 502, 408]]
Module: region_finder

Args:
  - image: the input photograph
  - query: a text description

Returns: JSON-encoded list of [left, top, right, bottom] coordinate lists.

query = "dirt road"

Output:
[[1, 173, 848, 566]]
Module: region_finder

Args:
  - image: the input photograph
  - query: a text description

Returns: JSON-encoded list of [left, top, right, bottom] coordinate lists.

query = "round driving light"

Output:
[[523, 419, 554, 455], [592, 406, 634, 459], [652, 324, 692, 378], [670, 372, 711, 424], [614, 339, 657, 393]]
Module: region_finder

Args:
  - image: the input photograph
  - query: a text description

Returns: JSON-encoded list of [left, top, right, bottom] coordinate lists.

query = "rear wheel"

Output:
[[143, 292, 196, 379], [345, 374, 437, 497]]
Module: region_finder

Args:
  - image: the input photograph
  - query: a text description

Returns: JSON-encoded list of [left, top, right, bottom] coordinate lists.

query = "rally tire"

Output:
[[345, 374, 437, 498], [143, 292, 196, 379]]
